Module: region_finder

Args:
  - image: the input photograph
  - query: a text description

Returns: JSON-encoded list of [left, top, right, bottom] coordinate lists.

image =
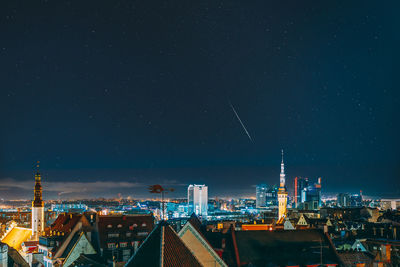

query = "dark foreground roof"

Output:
[[70, 254, 106, 267], [125, 221, 201, 267], [232, 229, 343, 266], [7, 245, 29, 267]]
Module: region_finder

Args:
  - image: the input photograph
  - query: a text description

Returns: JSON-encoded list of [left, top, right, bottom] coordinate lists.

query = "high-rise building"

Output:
[[294, 177, 309, 207], [32, 162, 44, 240], [337, 193, 350, 207], [337, 192, 363, 207], [350, 192, 363, 207], [277, 150, 288, 221], [266, 185, 278, 206], [294, 176, 322, 210], [187, 184, 208, 217], [256, 184, 268, 208]]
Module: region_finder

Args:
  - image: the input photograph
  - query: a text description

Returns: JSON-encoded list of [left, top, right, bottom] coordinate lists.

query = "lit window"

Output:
[[117, 224, 123, 228], [141, 223, 147, 227], [120, 242, 128, 248], [107, 243, 116, 249], [107, 224, 112, 228]]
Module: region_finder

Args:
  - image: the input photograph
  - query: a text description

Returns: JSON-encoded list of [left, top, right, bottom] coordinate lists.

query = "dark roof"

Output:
[[187, 213, 203, 233], [125, 221, 202, 267], [7, 245, 30, 267], [60, 231, 82, 258], [97, 214, 154, 248], [231, 229, 343, 266], [70, 254, 106, 267], [337, 251, 374, 266]]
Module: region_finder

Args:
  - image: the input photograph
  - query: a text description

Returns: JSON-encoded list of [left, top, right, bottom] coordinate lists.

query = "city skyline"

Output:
[[1, 1, 399, 200]]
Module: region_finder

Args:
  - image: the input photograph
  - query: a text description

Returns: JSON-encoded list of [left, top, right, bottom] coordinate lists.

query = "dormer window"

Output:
[[129, 223, 138, 230]]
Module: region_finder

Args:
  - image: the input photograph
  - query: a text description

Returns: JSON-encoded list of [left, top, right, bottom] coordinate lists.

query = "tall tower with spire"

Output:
[[32, 161, 44, 240], [277, 150, 288, 221]]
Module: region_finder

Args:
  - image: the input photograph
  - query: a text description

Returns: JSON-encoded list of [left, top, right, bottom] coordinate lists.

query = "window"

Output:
[[141, 223, 147, 227], [137, 231, 148, 237], [120, 242, 128, 248], [117, 224, 123, 228], [126, 232, 132, 237], [108, 233, 119, 238], [107, 243, 116, 249], [129, 224, 138, 230], [107, 224, 112, 228]]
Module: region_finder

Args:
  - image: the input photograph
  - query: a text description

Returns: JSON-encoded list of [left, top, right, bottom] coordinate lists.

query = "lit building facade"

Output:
[[32, 163, 44, 240], [256, 184, 268, 208], [294, 177, 308, 208], [295, 177, 322, 210], [188, 184, 208, 217], [266, 185, 278, 206], [337, 193, 350, 207], [277, 150, 288, 220]]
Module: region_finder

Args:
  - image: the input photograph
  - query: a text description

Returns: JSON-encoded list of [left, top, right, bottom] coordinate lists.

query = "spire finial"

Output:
[[281, 149, 284, 163]]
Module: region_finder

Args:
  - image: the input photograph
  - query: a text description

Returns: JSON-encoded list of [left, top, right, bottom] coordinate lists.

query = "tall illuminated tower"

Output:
[[32, 162, 44, 240], [187, 184, 208, 217], [277, 150, 288, 221]]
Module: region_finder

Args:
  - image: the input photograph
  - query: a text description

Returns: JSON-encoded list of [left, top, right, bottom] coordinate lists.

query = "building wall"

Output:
[[188, 185, 208, 216], [278, 192, 288, 220], [256, 184, 267, 208], [0, 243, 7, 267], [32, 207, 44, 239]]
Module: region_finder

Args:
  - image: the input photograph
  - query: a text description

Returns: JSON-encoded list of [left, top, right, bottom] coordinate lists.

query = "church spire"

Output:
[[33, 161, 43, 208], [279, 149, 285, 189], [277, 150, 288, 221], [32, 161, 45, 240]]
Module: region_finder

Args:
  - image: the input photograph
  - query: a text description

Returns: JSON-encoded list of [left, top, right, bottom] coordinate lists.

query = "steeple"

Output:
[[279, 149, 285, 189], [33, 161, 43, 208], [277, 150, 288, 221], [32, 161, 45, 240]]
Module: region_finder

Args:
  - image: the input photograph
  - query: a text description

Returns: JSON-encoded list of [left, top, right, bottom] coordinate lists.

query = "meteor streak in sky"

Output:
[[229, 102, 253, 142]]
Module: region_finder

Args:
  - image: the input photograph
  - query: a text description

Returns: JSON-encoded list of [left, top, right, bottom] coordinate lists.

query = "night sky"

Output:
[[0, 1, 399, 200]]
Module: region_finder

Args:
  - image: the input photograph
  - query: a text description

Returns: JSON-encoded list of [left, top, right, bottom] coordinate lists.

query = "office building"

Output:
[[294, 177, 308, 208], [337, 193, 351, 207], [188, 184, 208, 217], [295, 177, 322, 210], [256, 184, 268, 208]]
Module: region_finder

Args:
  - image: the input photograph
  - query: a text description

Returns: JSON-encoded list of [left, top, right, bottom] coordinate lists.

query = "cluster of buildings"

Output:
[[0, 154, 399, 266], [256, 152, 322, 212]]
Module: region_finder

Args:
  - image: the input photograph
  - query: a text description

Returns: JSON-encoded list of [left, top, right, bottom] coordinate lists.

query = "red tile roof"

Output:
[[125, 221, 202, 267]]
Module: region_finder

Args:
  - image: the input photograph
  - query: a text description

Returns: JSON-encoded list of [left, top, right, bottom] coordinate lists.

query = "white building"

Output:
[[187, 184, 208, 217], [32, 163, 44, 240]]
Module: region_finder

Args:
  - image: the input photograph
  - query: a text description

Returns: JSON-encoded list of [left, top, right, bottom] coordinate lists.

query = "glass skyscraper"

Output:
[[187, 184, 208, 216]]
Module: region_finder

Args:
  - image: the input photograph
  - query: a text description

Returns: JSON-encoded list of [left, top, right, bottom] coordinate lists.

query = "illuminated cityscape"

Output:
[[1, 1, 399, 267]]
